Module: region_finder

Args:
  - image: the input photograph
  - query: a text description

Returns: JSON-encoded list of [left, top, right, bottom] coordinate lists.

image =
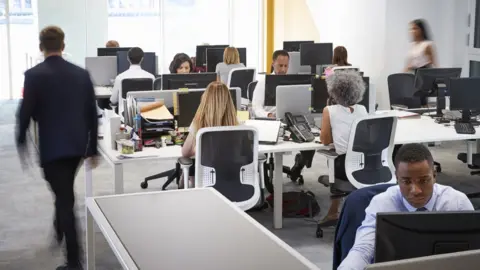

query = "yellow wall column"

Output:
[[266, 0, 274, 74]]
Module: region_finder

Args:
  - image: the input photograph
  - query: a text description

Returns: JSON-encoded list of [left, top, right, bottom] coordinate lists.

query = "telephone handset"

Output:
[[284, 112, 315, 143]]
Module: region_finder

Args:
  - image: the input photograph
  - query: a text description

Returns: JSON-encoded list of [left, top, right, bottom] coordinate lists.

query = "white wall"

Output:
[[306, 0, 469, 109], [37, 0, 107, 67]]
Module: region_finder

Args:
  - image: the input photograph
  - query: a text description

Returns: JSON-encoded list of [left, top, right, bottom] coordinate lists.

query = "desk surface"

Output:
[[95, 86, 112, 98], [88, 188, 319, 270]]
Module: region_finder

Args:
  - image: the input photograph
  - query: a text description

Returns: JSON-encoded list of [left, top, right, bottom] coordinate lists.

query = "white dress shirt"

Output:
[[338, 183, 474, 270], [252, 73, 276, 118], [110, 65, 155, 117]]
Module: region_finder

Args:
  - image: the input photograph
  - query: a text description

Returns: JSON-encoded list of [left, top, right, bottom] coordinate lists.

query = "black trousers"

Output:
[[43, 157, 82, 266]]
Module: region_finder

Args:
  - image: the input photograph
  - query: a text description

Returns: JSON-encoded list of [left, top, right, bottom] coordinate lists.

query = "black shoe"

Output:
[[56, 264, 83, 270], [290, 154, 305, 181]]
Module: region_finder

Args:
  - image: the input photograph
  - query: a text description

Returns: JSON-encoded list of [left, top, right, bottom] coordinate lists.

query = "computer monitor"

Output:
[[264, 74, 312, 106], [449, 77, 480, 122], [161, 73, 217, 90], [205, 47, 247, 73], [97, 47, 132, 56], [310, 76, 370, 113], [176, 89, 238, 128], [85, 56, 117, 86], [195, 45, 229, 67], [375, 211, 480, 263], [283, 40, 314, 52], [300, 43, 333, 74], [116, 51, 157, 75], [414, 67, 462, 117]]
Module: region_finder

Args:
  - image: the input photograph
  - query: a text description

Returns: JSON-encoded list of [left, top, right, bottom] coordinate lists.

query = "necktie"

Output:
[[416, 207, 428, 212]]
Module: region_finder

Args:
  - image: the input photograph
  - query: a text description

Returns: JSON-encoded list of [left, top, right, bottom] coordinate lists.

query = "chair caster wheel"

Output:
[[140, 181, 148, 189], [316, 227, 323, 238]]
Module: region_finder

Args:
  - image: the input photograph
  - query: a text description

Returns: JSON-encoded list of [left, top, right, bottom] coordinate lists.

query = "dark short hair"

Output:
[[411, 19, 431, 41], [169, 53, 193, 74], [128, 47, 144, 65], [39, 26, 65, 53], [272, 50, 289, 61], [394, 143, 434, 169]]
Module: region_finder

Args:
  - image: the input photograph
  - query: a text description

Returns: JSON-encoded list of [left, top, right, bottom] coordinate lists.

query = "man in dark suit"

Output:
[[16, 26, 99, 270]]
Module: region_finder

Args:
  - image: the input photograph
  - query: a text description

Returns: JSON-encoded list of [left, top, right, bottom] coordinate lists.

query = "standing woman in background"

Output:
[[404, 19, 437, 72], [216, 47, 245, 84]]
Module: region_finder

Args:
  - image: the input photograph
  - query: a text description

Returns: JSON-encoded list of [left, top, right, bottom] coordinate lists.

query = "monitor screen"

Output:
[[359, 77, 370, 111], [195, 45, 229, 67], [310, 77, 329, 113], [414, 68, 462, 91], [176, 89, 237, 128], [97, 47, 132, 57], [450, 77, 480, 111], [116, 51, 156, 75], [162, 73, 217, 90], [300, 43, 333, 66], [375, 211, 480, 263], [265, 74, 312, 106], [283, 41, 314, 52]]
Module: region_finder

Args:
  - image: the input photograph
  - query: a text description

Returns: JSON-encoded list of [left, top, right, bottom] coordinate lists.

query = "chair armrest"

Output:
[[317, 149, 338, 159], [178, 157, 193, 167], [258, 154, 267, 162]]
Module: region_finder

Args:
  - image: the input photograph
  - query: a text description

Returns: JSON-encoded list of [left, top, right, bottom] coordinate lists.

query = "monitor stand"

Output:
[[459, 110, 480, 125], [310, 65, 316, 75], [416, 82, 445, 118]]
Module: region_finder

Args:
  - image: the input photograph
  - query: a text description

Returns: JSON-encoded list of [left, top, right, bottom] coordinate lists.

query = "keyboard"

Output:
[[454, 122, 476, 135]]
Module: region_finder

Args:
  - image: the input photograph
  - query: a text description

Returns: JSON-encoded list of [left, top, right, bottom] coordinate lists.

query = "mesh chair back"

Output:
[[121, 78, 154, 99], [387, 73, 420, 108], [345, 115, 397, 189], [228, 68, 256, 99], [247, 81, 258, 102], [153, 77, 162, 90], [195, 126, 259, 205]]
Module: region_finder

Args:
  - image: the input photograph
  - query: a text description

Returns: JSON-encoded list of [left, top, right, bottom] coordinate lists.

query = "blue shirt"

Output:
[[338, 183, 474, 270]]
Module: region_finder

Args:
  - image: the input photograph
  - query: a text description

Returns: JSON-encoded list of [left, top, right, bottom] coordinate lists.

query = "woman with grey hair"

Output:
[[318, 70, 368, 224]]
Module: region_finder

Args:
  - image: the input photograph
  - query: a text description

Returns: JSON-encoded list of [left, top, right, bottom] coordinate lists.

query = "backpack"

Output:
[[266, 191, 321, 218]]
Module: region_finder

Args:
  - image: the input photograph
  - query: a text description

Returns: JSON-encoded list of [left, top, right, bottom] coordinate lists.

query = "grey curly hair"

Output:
[[326, 70, 365, 107]]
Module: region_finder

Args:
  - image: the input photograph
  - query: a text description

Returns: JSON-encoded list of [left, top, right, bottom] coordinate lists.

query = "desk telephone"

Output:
[[285, 112, 315, 143]]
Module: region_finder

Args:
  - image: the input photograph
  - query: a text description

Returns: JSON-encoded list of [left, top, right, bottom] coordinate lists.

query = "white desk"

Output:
[[86, 137, 324, 230], [95, 86, 112, 98], [85, 188, 320, 270]]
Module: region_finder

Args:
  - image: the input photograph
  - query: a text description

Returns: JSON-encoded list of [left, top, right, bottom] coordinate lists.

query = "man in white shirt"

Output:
[[251, 49, 290, 118], [110, 47, 155, 116]]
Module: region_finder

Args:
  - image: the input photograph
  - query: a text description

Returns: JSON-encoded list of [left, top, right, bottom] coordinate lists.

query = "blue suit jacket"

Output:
[[16, 55, 98, 166], [333, 184, 395, 270]]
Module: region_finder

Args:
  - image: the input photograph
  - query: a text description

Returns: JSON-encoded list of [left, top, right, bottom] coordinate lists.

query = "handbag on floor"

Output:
[[266, 190, 320, 218]]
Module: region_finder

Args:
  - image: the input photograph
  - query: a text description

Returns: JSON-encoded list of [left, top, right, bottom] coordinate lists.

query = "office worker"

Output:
[[169, 53, 193, 74], [110, 47, 155, 116], [317, 71, 368, 225], [16, 26, 99, 270], [216, 47, 245, 84], [251, 49, 289, 118], [105, 40, 119, 48], [404, 19, 437, 72], [338, 144, 474, 270], [180, 81, 239, 188], [324, 46, 351, 76]]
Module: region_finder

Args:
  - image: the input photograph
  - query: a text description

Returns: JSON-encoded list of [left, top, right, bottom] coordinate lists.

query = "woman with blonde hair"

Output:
[[216, 46, 245, 84], [180, 81, 239, 188]]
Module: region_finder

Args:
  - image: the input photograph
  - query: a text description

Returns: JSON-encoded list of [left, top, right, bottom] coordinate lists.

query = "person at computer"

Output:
[[216, 47, 245, 84], [105, 40, 119, 48], [169, 53, 193, 74], [17, 26, 99, 270], [180, 81, 238, 188], [324, 46, 351, 77], [338, 143, 474, 270], [317, 70, 369, 225], [110, 47, 155, 116]]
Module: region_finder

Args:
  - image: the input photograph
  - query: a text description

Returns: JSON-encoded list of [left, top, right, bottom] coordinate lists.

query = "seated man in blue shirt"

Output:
[[339, 143, 474, 270]]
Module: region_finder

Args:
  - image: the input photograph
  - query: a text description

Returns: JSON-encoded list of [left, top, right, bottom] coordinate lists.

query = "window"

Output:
[[163, 0, 229, 72], [0, 0, 9, 99], [232, 0, 261, 69], [107, 0, 161, 72]]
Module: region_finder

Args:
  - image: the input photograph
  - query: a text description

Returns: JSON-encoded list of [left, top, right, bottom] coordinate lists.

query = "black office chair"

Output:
[[153, 77, 162, 90], [228, 68, 256, 99], [247, 81, 258, 102], [316, 115, 398, 238], [387, 73, 421, 109]]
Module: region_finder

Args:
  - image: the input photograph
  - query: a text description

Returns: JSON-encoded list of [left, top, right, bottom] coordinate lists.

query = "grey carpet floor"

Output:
[[1, 99, 480, 270]]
